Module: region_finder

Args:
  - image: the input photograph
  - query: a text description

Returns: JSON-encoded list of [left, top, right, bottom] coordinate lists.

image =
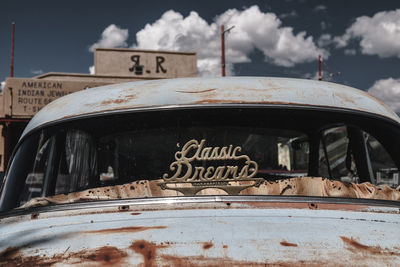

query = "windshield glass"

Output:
[[3, 108, 399, 209]]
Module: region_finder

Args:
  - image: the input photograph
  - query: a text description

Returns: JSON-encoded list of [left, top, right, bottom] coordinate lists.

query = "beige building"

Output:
[[0, 48, 197, 171]]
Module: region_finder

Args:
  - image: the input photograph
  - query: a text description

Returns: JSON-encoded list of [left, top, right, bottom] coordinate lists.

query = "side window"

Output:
[[319, 126, 358, 183], [17, 130, 98, 205], [365, 134, 399, 187], [18, 134, 53, 205], [319, 126, 399, 188]]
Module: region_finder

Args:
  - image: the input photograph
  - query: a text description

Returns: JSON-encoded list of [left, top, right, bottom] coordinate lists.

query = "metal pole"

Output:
[[10, 22, 15, 77], [221, 25, 225, 77], [318, 54, 322, 81]]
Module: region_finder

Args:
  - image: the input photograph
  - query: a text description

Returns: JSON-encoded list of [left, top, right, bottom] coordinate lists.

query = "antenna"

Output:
[[10, 22, 15, 77], [318, 55, 322, 81], [221, 25, 235, 77]]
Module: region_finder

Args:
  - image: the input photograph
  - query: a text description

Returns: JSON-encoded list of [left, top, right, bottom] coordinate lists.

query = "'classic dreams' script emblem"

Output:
[[158, 139, 264, 195]]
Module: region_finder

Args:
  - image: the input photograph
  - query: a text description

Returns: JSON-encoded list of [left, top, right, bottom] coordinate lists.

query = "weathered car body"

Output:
[[0, 77, 399, 266]]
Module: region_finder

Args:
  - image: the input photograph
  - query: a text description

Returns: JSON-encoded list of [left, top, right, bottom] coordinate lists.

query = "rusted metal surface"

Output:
[[21, 77, 400, 139], [0, 200, 399, 266]]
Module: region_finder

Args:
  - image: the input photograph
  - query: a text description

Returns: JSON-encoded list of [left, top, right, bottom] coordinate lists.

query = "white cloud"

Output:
[[318, 34, 333, 47], [30, 69, 43, 75], [89, 66, 95, 74], [89, 24, 128, 52], [131, 6, 325, 76], [368, 78, 400, 112], [320, 21, 328, 30], [0, 81, 5, 92], [333, 34, 349, 48], [335, 9, 400, 58], [313, 5, 327, 12]]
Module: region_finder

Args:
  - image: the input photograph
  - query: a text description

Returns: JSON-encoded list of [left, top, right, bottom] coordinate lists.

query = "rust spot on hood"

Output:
[[340, 236, 382, 254], [194, 99, 294, 105], [340, 236, 400, 256], [194, 99, 246, 104], [161, 255, 256, 267], [176, 88, 216, 94], [118, 205, 130, 211], [240, 201, 369, 212], [84, 246, 128, 265], [160, 255, 326, 267], [0, 245, 128, 266], [203, 242, 213, 250], [85, 225, 166, 234], [101, 98, 128, 105], [130, 240, 159, 267], [125, 93, 137, 99], [280, 241, 298, 247], [308, 203, 318, 210], [0, 247, 19, 259]]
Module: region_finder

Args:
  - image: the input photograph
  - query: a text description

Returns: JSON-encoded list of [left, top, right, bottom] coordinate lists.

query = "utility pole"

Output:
[[10, 22, 15, 77], [318, 54, 322, 81], [221, 25, 225, 77], [221, 25, 235, 77]]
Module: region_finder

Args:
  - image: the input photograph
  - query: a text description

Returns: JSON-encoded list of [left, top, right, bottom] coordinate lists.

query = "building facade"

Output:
[[0, 48, 197, 172]]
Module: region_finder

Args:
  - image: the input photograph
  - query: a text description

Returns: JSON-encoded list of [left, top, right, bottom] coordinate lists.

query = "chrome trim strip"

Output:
[[1, 195, 399, 218]]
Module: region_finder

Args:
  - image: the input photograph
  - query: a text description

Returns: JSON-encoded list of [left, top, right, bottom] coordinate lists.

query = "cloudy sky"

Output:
[[1, 0, 400, 111]]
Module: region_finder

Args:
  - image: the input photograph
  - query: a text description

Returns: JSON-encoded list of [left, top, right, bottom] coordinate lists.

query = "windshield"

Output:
[[2, 108, 399, 210]]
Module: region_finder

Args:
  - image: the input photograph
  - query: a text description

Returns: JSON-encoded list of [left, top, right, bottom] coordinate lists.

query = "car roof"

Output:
[[22, 76, 400, 138]]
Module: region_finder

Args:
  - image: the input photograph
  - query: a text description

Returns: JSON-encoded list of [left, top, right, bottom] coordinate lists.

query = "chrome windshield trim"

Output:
[[1, 195, 399, 218]]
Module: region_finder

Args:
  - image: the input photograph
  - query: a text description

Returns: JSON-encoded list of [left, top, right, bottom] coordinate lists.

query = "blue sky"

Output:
[[2, 0, 400, 111]]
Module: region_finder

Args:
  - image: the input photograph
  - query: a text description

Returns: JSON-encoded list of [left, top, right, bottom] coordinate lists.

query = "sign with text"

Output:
[[4, 78, 109, 117], [94, 48, 197, 78], [159, 139, 264, 195]]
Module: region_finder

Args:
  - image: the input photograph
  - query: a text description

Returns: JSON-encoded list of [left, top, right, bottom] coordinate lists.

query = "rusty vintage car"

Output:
[[0, 77, 399, 266]]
